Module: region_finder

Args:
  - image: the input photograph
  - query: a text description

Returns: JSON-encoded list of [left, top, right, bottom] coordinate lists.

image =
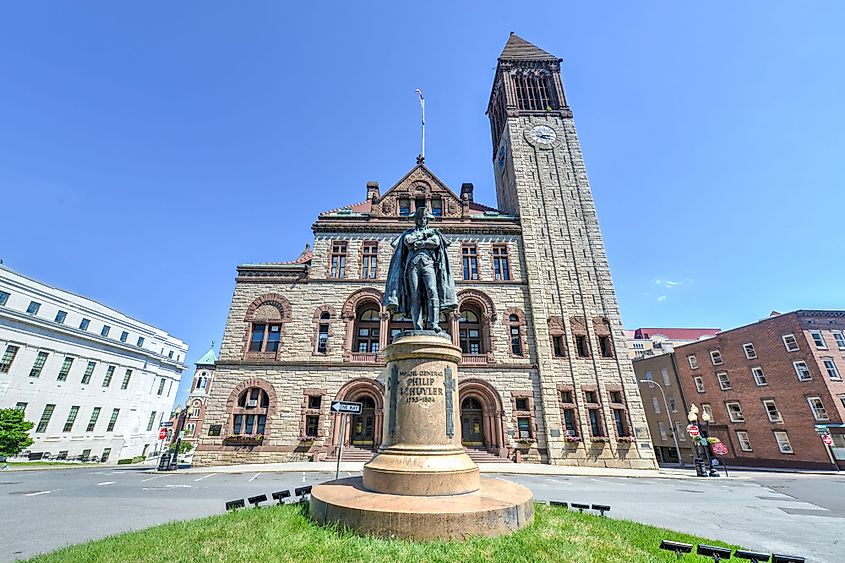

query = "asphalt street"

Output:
[[0, 467, 842, 562]]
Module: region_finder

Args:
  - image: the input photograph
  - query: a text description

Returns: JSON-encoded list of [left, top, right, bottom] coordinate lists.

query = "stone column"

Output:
[[362, 334, 480, 496]]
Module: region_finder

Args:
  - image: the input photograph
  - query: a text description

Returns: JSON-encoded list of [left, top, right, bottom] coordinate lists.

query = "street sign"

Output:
[[330, 400, 363, 415], [160, 421, 174, 428], [159, 428, 168, 440], [712, 442, 728, 456], [822, 434, 833, 446], [687, 424, 700, 437], [814, 424, 829, 435]]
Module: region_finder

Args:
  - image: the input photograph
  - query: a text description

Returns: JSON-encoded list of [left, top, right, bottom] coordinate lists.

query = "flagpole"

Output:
[[416, 89, 425, 163]]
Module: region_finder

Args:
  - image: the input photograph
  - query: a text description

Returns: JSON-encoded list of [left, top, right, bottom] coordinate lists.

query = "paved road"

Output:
[[0, 467, 841, 562]]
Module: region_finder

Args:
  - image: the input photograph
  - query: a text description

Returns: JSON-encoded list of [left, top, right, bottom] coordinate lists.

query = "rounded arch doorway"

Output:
[[350, 395, 376, 447], [458, 378, 506, 456], [331, 378, 384, 451]]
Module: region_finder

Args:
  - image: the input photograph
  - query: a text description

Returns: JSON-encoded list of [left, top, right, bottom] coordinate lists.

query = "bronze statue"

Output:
[[384, 207, 457, 333]]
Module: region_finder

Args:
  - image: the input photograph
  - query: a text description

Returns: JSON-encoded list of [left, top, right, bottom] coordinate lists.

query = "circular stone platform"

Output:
[[309, 476, 534, 540]]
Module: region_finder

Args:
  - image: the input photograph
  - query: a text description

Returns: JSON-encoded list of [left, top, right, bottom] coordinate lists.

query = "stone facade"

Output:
[[194, 34, 656, 469]]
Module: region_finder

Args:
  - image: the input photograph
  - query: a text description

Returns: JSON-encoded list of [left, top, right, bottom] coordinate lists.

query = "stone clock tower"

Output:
[[489, 33, 655, 467]]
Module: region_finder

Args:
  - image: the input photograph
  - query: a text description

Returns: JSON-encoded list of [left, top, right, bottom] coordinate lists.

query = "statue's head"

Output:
[[414, 206, 435, 227]]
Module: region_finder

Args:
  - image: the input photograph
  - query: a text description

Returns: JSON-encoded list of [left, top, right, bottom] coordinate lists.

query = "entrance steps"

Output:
[[325, 445, 375, 462], [464, 447, 511, 463]]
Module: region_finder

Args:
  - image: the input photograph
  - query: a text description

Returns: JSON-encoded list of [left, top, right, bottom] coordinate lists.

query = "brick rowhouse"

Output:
[[674, 310, 845, 470]]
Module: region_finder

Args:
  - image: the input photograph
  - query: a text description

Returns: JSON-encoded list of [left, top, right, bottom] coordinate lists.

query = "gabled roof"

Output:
[[196, 346, 217, 366], [319, 163, 502, 216], [500, 32, 560, 62]]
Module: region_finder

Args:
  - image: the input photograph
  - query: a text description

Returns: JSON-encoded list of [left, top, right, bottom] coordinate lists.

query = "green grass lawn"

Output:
[[3, 461, 99, 470], [30, 502, 735, 562]]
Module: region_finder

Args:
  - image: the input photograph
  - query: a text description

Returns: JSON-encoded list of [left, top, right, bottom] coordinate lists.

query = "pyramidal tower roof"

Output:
[[196, 345, 217, 366], [499, 32, 560, 62]]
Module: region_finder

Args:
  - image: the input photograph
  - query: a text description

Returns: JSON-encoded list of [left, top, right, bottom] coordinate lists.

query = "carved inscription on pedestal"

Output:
[[398, 369, 444, 404]]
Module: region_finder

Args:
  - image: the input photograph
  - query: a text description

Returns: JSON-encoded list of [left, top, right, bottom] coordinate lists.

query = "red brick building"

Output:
[[674, 310, 845, 469], [183, 345, 217, 444]]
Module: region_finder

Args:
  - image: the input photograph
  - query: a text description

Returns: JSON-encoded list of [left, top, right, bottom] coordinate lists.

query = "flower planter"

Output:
[[616, 437, 636, 444], [223, 435, 264, 446], [589, 437, 609, 445]]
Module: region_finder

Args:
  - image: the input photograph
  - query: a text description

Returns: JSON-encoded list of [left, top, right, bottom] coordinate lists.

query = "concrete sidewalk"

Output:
[[158, 461, 721, 480]]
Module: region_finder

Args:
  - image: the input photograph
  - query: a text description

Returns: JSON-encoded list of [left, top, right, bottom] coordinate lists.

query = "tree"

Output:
[[169, 440, 194, 454], [0, 408, 34, 457]]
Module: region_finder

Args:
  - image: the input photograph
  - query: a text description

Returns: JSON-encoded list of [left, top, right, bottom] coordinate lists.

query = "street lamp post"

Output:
[[639, 379, 684, 467], [687, 404, 719, 477]]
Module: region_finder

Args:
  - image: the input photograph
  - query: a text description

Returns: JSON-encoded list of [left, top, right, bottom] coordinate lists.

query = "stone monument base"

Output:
[[309, 476, 534, 540]]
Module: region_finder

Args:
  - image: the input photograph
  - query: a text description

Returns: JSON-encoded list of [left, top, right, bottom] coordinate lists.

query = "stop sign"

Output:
[[159, 428, 168, 440], [687, 424, 700, 437], [822, 434, 833, 446]]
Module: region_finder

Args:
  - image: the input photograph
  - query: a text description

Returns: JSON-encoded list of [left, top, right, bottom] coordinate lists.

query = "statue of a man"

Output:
[[384, 207, 457, 333]]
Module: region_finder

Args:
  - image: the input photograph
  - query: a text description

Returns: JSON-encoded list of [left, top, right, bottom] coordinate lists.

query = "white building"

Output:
[[0, 265, 188, 464]]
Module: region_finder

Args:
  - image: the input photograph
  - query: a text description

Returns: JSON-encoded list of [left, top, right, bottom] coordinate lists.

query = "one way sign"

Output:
[[330, 400, 363, 415]]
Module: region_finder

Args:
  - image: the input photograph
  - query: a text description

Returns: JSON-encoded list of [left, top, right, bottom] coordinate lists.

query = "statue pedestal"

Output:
[[362, 334, 479, 496], [310, 334, 534, 540]]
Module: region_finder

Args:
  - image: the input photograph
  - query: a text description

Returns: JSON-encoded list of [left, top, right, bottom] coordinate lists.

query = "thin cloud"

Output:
[[655, 279, 683, 288], [656, 295, 668, 302]]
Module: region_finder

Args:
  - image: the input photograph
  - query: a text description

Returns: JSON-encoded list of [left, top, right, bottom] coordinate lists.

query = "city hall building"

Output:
[[194, 34, 655, 468]]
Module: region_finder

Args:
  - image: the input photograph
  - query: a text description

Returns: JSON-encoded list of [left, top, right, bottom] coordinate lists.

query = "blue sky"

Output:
[[2, 2, 843, 405]]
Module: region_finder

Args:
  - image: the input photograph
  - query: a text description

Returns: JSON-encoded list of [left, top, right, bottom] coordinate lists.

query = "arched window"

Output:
[[459, 306, 483, 355], [317, 312, 330, 354], [233, 387, 269, 435], [197, 376, 207, 390], [509, 314, 523, 356], [354, 307, 381, 353], [243, 295, 290, 358]]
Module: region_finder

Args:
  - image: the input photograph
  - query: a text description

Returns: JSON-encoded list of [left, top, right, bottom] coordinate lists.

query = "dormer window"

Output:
[[399, 198, 411, 216]]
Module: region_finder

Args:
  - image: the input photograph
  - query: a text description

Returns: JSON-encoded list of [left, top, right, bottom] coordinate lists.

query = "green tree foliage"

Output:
[[168, 440, 194, 454], [0, 408, 34, 456]]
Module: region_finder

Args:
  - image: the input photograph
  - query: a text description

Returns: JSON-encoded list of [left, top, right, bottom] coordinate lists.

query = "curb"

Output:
[[142, 464, 740, 480]]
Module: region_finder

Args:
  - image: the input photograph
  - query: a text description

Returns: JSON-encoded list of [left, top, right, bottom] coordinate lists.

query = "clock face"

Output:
[[529, 125, 557, 145]]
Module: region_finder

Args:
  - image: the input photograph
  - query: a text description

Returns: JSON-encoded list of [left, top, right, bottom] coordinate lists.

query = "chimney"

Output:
[[460, 182, 474, 202], [366, 181, 380, 202]]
